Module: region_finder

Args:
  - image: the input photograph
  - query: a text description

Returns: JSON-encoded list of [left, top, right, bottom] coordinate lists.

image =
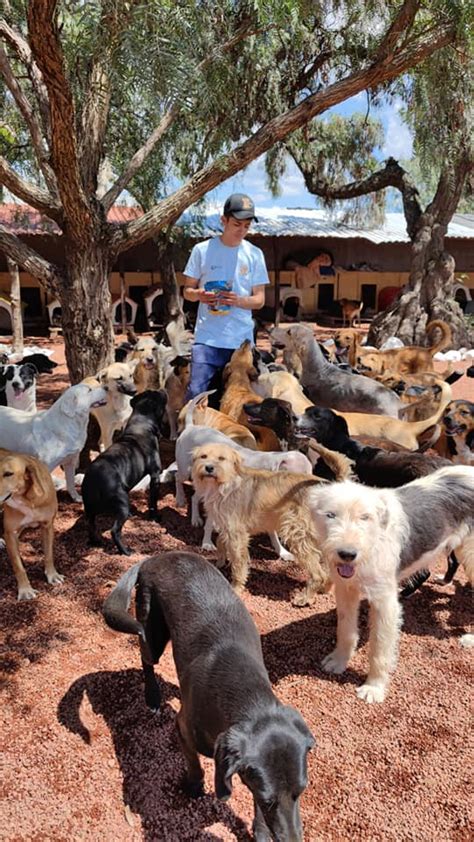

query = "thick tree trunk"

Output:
[[155, 236, 183, 321], [7, 257, 24, 355], [368, 207, 470, 350], [60, 242, 115, 382]]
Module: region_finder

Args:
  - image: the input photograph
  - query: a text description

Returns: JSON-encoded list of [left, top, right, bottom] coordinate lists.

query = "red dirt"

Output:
[[1, 332, 472, 842]]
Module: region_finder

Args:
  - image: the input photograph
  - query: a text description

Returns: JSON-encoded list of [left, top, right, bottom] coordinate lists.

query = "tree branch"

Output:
[[0, 226, 61, 294], [110, 20, 454, 254], [27, 0, 94, 242], [0, 156, 62, 221], [102, 20, 273, 211], [374, 0, 420, 62], [0, 19, 52, 149], [0, 42, 57, 195]]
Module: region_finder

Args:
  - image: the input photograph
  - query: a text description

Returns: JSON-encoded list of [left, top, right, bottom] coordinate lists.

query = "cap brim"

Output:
[[230, 210, 258, 221]]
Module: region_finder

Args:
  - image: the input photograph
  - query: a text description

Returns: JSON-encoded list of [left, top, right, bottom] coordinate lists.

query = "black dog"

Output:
[[16, 352, 58, 373], [103, 551, 315, 841], [244, 397, 298, 449], [82, 389, 167, 555]]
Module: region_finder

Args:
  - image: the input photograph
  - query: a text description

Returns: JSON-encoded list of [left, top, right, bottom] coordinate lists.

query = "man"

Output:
[[183, 193, 269, 398]]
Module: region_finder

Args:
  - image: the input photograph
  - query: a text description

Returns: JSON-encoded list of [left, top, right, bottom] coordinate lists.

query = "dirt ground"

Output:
[[1, 331, 473, 842]]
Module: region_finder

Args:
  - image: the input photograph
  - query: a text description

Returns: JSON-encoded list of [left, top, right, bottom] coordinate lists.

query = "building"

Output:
[[0, 203, 473, 333]]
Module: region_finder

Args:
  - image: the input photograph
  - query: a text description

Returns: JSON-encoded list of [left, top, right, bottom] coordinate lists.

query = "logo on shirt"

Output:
[[210, 265, 221, 270], [239, 264, 249, 276]]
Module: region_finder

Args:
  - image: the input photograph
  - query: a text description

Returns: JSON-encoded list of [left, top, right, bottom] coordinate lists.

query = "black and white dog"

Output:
[[0, 363, 38, 412]]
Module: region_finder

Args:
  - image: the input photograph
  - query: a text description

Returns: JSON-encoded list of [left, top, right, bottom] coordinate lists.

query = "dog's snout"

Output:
[[204, 464, 214, 474], [337, 549, 357, 562]]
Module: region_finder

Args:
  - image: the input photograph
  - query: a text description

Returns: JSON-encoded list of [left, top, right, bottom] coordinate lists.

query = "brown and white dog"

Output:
[[0, 449, 61, 600], [192, 442, 332, 605], [334, 320, 451, 374], [338, 298, 363, 327], [434, 399, 474, 465]]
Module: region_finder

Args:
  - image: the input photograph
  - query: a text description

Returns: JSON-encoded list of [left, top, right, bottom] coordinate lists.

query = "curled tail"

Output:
[[103, 561, 145, 637], [426, 320, 452, 355], [184, 389, 216, 428]]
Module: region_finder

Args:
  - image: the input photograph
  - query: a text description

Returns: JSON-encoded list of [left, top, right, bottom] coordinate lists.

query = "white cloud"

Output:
[[380, 101, 413, 159]]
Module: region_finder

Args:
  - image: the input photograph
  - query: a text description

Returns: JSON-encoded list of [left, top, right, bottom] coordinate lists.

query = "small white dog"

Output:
[[0, 383, 107, 500], [307, 466, 474, 703]]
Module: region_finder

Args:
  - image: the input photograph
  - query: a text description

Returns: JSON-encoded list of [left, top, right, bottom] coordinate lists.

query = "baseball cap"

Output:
[[223, 193, 258, 221]]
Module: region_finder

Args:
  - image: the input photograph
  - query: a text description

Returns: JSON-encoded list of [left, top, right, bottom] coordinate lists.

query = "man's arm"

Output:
[[182, 276, 217, 305], [219, 285, 266, 310]]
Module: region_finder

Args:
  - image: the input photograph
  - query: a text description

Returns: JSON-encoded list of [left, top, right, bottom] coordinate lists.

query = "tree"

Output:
[[0, 0, 464, 380], [284, 38, 473, 347]]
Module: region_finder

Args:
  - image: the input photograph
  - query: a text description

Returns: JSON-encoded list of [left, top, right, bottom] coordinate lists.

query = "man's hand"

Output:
[[193, 288, 218, 305], [218, 291, 243, 308]]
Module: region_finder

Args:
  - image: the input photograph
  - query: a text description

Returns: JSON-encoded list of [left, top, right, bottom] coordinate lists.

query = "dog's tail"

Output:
[[398, 380, 452, 424], [184, 390, 216, 429], [426, 320, 452, 355], [103, 561, 145, 637]]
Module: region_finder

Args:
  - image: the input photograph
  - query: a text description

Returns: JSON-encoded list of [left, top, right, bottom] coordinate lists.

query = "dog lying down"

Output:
[[103, 551, 315, 841], [307, 465, 474, 703], [82, 390, 167, 555]]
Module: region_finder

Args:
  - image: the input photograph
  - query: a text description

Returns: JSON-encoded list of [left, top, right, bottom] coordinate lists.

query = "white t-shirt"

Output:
[[184, 236, 270, 348]]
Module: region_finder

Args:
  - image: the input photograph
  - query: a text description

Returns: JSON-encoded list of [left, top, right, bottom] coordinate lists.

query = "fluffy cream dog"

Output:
[[90, 361, 138, 450], [192, 442, 331, 605], [307, 466, 474, 704]]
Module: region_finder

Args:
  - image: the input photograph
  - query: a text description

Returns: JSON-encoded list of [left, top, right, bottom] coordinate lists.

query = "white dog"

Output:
[[307, 466, 474, 703], [0, 383, 107, 501]]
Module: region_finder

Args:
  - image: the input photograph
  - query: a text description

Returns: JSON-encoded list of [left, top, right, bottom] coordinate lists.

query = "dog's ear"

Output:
[[97, 368, 109, 384], [214, 729, 246, 801], [230, 449, 244, 473], [24, 462, 48, 502], [375, 496, 391, 530], [23, 363, 38, 377], [61, 388, 80, 417], [247, 366, 259, 382]]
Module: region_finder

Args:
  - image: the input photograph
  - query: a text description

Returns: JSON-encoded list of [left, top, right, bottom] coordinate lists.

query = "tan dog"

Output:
[[192, 442, 331, 605], [220, 340, 280, 450], [334, 320, 451, 374], [338, 298, 363, 327], [434, 399, 474, 464], [178, 393, 258, 449], [0, 449, 61, 600], [165, 356, 191, 440], [131, 336, 174, 392], [90, 361, 138, 450]]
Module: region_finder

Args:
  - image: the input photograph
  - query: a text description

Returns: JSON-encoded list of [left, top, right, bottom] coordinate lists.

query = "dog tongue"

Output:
[[337, 563, 355, 578]]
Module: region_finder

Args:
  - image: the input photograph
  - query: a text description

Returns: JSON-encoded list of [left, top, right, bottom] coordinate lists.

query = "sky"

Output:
[[204, 93, 413, 212]]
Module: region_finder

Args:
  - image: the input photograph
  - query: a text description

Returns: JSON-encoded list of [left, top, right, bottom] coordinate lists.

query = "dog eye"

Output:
[[360, 513, 370, 521], [326, 512, 336, 519], [3, 471, 14, 477], [218, 456, 225, 462]]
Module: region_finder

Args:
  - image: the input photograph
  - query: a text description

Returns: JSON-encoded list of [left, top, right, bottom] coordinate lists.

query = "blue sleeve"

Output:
[[252, 248, 270, 287], [184, 244, 202, 280]]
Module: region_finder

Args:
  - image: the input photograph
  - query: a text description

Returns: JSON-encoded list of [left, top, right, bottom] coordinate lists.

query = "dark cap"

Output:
[[223, 193, 258, 221]]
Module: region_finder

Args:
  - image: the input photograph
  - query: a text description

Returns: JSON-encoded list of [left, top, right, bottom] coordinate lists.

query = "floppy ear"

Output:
[[23, 363, 38, 378], [214, 729, 246, 801], [247, 366, 259, 382], [97, 368, 109, 384], [60, 389, 79, 417], [376, 496, 390, 530], [230, 449, 244, 473], [24, 462, 48, 502]]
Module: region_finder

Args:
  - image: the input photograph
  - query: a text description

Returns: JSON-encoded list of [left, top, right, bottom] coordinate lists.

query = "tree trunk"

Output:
[[60, 241, 115, 382], [6, 257, 24, 355], [368, 214, 470, 350]]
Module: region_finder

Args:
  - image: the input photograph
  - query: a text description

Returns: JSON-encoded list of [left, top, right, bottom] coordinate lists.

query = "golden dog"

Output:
[[178, 394, 258, 449], [334, 320, 451, 374], [220, 340, 280, 450], [338, 298, 363, 327], [434, 399, 474, 464], [0, 449, 60, 600], [165, 356, 191, 440], [192, 442, 331, 605]]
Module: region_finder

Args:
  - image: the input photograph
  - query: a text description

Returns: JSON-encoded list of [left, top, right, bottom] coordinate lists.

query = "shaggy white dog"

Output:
[[307, 466, 474, 703]]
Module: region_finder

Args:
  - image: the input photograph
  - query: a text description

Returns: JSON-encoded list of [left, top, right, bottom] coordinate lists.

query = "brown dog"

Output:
[[192, 442, 331, 605], [0, 449, 60, 600], [434, 399, 474, 464], [220, 340, 280, 450], [165, 356, 191, 439], [338, 298, 363, 327], [178, 393, 258, 449], [334, 320, 451, 374]]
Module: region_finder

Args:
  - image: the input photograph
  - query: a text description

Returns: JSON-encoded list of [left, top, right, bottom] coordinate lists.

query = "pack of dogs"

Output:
[[1, 319, 473, 841]]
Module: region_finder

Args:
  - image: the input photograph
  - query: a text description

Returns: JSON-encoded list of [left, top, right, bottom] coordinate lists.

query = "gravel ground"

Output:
[[0, 332, 473, 842]]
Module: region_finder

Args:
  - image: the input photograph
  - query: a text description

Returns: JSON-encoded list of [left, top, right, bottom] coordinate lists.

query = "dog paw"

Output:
[[18, 586, 38, 601], [201, 541, 216, 552], [46, 571, 65, 585], [279, 547, 295, 562], [182, 777, 205, 799], [321, 650, 348, 675], [191, 514, 203, 527], [356, 683, 386, 704], [69, 490, 82, 503], [292, 588, 314, 607], [460, 633, 474, 648]]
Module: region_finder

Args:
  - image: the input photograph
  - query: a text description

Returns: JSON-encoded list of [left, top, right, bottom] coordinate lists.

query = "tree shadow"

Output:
[[400, 579, 471, 641], [58, 668, 252, 841]]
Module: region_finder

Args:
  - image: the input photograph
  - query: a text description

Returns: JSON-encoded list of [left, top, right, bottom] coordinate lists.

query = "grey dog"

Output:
[[103, 551, 315, 841]]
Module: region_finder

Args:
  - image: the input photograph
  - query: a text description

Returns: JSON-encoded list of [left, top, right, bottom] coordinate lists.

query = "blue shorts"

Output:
[[186, 344, 234, 400]]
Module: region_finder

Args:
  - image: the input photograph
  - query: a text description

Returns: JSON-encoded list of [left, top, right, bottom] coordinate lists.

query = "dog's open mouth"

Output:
[[13, 386, 25, 398], [143, 360, 155, 369], [336, 563, 355, 579], [91, 397, 108, 408], [445, 424, 466, 435]]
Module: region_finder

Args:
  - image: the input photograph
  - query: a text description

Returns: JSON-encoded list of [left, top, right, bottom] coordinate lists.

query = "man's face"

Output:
[[221, 215, 252, 246]]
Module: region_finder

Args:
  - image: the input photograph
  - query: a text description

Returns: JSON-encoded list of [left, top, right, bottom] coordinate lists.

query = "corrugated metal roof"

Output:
[[1, 202, 473, 243], [179, 208, 474, 243]]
